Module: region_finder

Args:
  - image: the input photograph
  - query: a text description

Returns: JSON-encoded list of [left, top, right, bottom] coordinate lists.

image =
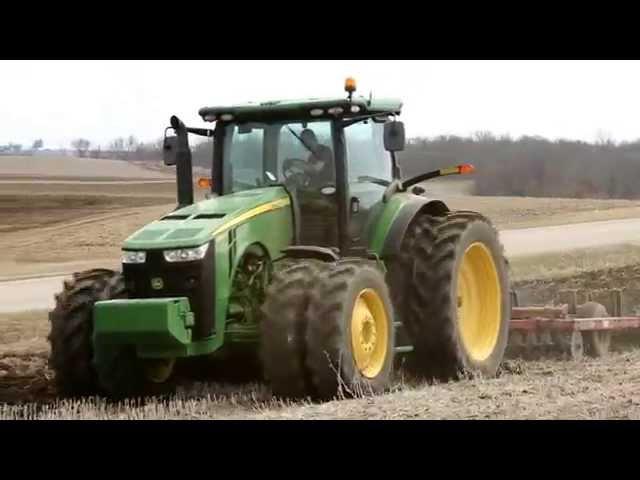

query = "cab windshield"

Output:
[[221, 120, 335, 194]]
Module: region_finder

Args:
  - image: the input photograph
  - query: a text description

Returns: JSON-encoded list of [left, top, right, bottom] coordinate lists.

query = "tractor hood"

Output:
[[123, 186, 291, 250]]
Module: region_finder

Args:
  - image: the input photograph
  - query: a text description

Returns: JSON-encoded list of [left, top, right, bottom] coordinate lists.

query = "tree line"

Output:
[[67, 135, 213, 167], [0, 139, 43, 154], [397, 133, 640, 200], [4, 132, 640, 200]]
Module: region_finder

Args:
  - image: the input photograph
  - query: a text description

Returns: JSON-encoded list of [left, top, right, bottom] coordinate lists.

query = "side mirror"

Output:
[[384, 121, 405, 152], [163, 132, 178, 166]]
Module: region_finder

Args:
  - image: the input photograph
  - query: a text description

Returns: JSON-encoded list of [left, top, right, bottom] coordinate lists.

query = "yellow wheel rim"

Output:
[[143, 358, 175, 384], [457, 242, 502, 362], [350, 288, 389, 378]]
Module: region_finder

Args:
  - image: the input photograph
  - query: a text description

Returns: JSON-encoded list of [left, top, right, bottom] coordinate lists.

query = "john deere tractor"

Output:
[[48, 79, 511, 400]]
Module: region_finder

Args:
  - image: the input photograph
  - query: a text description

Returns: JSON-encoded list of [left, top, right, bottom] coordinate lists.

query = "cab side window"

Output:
[[345, 121, 392, 182]]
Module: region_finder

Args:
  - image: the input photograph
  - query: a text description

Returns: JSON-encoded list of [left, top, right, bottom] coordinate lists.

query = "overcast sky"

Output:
[[2, 60, 640, 148]]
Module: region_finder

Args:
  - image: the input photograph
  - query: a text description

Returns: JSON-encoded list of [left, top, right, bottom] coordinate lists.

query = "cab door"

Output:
[[343, 119, 393, 248]]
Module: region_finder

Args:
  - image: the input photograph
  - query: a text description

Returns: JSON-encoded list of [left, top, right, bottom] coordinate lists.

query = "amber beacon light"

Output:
[[197, 177, 212, 189]]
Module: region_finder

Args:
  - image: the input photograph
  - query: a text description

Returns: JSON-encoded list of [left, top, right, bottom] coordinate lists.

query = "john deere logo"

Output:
[[151, 277, 164, 290]]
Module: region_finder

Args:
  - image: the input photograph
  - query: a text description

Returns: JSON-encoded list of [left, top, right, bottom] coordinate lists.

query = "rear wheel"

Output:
[[305, 262, 395, 400], [390, 213, 440, 347], [408, 211, 511, 380]]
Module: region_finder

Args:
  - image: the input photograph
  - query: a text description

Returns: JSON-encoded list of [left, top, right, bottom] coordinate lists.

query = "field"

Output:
[[0, 155, 176, 179], [3, 177, 640, 278], [3, 156, 640, 419], [2, 304, 640, 419]]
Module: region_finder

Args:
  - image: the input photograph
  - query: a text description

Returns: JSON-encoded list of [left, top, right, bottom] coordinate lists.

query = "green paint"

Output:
[[93, 297, 226, 359], [368, 193, 411, 255], [122, 187, 291, 250], [93, 93, 427, 370], [95, 187, 294, 362], [93, 298, 194, 348]]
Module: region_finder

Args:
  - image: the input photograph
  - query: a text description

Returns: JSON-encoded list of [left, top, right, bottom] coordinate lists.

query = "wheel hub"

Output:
[[143, 358, 175, 384], [359, 314, 377, 353], [351, 289, 389, 379]]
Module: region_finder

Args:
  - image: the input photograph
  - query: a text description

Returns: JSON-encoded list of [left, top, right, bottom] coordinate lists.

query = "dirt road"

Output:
[[500, 217, 640, 257], [0, 276, 68, 314], [2, 217, 640, 313]]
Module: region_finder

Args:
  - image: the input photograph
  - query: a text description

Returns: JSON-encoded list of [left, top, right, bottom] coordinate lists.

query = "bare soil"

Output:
[[0, 194, 171, 234], [0, 156, 173, 179], [443, 194, 640, 230], [1, 306, 639, 418]]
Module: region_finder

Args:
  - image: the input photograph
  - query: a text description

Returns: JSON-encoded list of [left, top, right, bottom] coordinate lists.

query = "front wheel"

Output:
[[305, 262, 396, 400], [48, 269, 126, 397], [94, 346, 176, 400]]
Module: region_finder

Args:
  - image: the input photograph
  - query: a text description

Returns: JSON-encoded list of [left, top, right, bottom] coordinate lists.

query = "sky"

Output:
[[2, 60, 640, 149]]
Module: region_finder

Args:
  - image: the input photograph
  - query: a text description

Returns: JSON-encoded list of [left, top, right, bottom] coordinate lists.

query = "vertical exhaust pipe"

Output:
[[170, 115, 194, 208]]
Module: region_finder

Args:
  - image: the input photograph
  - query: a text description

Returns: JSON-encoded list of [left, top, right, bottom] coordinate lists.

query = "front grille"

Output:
[[122, 242, 215, 340]]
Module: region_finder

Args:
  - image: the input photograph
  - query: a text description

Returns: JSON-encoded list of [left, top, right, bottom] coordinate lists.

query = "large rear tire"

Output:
[[408, 211, 511, 380], [48, 269, 126, 396], [389, 213, 440, 347], [260, 259, 327, 399], [305, 262, 396, 400]]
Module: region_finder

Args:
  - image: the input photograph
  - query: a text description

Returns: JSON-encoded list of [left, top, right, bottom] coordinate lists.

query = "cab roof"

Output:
[[198, 96, 403, 123]]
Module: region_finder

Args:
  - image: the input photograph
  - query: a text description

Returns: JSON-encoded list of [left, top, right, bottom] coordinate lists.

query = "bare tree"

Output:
[[71, 138, 91, 157], [109, 137, 125, 159]]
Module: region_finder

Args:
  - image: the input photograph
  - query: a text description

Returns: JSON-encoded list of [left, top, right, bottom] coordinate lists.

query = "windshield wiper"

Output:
[[286, 125, 314, 154]]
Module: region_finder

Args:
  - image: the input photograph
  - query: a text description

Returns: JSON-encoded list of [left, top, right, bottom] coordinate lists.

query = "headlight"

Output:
[[163, 243, 209, 263], [122, 250, 146, 264]]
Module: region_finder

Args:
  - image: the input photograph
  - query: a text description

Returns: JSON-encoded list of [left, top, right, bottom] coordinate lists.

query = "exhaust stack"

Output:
[[169, 115, 194, 208]]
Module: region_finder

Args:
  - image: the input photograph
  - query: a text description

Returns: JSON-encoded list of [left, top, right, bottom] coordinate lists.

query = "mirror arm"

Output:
[[185, 127, 214, 137], [391, 151, 401, 180]]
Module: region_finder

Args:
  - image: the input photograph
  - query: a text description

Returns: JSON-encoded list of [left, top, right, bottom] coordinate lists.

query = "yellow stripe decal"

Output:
[[210, 197, 291, 237]]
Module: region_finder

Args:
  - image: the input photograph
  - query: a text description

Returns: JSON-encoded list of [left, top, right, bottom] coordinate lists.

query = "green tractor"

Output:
[[48, 79, 511, 400]]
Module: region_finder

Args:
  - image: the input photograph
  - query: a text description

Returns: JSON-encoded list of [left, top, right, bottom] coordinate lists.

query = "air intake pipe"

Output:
[[170, 115, 194, 208]]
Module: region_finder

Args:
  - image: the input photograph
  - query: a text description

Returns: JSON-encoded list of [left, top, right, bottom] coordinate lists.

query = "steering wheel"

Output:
[[282, 158, 312, 189]]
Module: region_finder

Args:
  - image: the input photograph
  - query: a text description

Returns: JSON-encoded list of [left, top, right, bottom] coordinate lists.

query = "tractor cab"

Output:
[[165, 78, 406, 255]]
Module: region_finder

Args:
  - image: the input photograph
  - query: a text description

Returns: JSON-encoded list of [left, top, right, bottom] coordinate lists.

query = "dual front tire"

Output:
[[260, 260, 395, 400]]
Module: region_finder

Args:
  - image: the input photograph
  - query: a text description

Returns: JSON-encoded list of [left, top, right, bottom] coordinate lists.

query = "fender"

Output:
[[379, 194, 449, 261]]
